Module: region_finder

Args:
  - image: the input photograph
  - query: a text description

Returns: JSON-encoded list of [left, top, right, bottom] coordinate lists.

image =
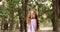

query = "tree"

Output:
[[22, 0, 28, 32], [52, 0, 59, 32], [18, 0, 28, 32]]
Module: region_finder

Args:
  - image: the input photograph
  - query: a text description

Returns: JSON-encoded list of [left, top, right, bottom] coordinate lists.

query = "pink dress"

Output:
[[27, 19, 37, 32]]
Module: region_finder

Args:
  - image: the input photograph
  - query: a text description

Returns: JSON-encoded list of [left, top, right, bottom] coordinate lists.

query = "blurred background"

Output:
[[0, 0, 60, 32]]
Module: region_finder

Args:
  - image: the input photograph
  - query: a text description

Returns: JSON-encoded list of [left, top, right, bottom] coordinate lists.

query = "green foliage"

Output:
[[0, 0, 53, 27]]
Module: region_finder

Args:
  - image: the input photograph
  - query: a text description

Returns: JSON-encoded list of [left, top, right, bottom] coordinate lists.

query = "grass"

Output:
[[0, 30, 3, 32]]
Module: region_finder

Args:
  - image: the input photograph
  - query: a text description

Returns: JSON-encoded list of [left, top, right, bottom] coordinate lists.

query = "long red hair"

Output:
[[26, 9, 40, 31]]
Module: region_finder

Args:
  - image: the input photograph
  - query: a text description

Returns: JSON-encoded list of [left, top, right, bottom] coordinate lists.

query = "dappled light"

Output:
[[0, 0, 60, 32]]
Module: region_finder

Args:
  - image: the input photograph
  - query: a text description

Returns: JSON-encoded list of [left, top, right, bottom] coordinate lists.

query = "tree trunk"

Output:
[[18, 10, 24, 32], [52, 0, 59, 32], [18, 2, 24, 32], [18, 0, 28, 32], [22, 0, 28, 32], [18, 3, 27, 32]]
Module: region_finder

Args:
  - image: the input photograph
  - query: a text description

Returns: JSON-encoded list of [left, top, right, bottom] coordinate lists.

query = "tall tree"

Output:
[[22, 0, 28, 32], [52, 0, 59, 32]]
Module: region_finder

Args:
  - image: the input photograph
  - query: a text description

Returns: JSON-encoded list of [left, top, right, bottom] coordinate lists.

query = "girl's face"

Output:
[[31, 11, 36, 18]]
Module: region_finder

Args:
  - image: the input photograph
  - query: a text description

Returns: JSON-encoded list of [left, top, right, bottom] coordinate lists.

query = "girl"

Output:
[[26, 9, 40, 32]]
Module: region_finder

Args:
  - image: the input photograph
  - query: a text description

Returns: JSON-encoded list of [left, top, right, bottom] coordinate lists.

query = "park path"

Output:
[[14, 27, 53, 32]]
